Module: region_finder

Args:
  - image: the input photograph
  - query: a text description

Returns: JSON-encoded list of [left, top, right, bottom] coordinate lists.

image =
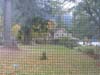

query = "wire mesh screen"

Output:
[[0, 0, 100, 75]]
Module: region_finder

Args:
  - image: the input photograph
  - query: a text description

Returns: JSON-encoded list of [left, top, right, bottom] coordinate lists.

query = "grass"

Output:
[[0, 44, 100, 75]]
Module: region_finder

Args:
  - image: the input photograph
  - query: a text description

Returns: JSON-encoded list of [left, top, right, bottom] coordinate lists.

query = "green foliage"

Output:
[[53, 37, 79, 48], [71, 0, 100, 39], [74, 46, 100, 56], [17, 17, 48, 44], [32, 17, 48, 33], [17, 30, 23, 42], [75, 46, 95, 54], [72, 10, 96, 39]]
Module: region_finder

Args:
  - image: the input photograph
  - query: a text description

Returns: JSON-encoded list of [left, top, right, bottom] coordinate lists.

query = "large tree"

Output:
[[3, 0, 17, 48], [72, 9, 96, 39], [72, 0, 100, 40]]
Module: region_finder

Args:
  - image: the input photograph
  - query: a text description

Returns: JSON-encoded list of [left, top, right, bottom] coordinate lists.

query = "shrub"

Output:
[[74, 46, 100, 59], [53, 37, 79, 48], [64, 38, 79, 48], [12, 24, 21, 37], [75, 46, 95, 53]]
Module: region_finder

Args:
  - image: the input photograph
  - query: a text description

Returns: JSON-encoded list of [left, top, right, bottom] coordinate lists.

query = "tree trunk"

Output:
[[3, 0, 17, 48]]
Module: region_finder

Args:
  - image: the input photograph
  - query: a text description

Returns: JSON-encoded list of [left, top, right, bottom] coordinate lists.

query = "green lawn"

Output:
[[0, 44, 100, 75]]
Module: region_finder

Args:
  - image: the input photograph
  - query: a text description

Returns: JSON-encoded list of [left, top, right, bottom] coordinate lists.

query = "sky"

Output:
[[63, 0, 81, 15], [63, 0, 81, 9]]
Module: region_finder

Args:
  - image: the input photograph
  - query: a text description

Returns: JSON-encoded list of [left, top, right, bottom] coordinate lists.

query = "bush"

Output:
[[52, 37, 79, 48], [74, 46, 100, 56], [35, 39, 46, 44]]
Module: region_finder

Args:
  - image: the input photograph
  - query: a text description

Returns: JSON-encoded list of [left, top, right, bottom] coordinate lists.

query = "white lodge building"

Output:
[[53, 28, 72, 39]]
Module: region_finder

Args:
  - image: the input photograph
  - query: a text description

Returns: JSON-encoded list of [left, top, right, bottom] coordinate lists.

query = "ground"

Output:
[[0, 45, 99, 75]]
